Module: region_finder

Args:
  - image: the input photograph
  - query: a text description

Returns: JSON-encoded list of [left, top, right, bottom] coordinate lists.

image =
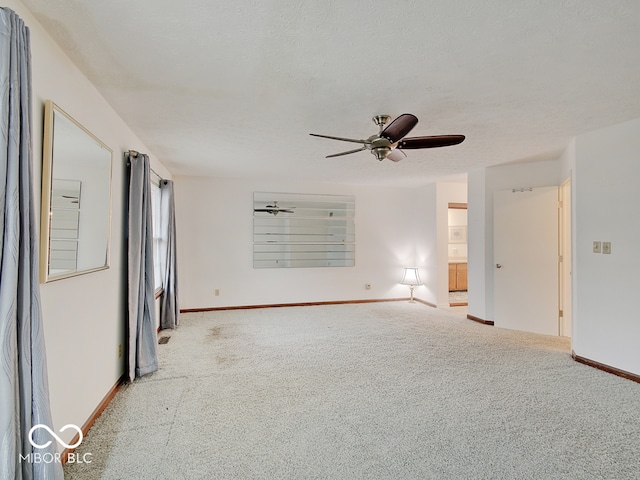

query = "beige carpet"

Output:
[[64, 302, 640, 479], [448, 290, 468, 305]]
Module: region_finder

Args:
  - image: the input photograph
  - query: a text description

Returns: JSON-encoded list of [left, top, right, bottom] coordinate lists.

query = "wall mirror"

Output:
[[253, 192, 355, 268], [40, 100, 113, 282]]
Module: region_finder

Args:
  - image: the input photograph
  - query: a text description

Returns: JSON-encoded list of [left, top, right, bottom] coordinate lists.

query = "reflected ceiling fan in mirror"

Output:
[[310, 113, 465, 162], [253, 201, 296, 216]]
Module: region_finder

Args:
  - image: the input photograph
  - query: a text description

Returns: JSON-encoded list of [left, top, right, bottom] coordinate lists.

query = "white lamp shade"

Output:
[[400, 267, 422, 286]]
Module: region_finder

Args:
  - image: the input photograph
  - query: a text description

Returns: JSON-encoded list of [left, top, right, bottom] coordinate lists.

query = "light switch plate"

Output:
[[593, 241, 601, 253], [602, 242, 611, 254]]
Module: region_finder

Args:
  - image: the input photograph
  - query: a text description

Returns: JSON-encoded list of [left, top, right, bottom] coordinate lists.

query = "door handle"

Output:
[[496, 264, 502, 269]]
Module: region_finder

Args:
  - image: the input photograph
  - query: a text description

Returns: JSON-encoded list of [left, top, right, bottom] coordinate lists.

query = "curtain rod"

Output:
[[127, 149, 162, 181]]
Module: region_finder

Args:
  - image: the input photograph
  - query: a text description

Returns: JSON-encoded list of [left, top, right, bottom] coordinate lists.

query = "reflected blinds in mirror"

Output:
[[253, 192, 355, 268], [49, 179, 81, 272]]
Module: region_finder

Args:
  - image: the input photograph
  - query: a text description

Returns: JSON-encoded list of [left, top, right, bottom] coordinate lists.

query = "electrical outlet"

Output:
[[365, 283, 371, 290], [593, 241, 601, 254], [602, 242, 611, 254], [215, 289, 220, 296]]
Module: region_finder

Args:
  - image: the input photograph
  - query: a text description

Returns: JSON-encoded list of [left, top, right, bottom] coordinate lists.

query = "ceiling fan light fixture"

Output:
[[372, 147, 390, 161]]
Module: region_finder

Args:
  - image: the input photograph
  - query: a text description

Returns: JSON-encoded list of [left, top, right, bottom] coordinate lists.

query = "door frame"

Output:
[[448, 203, 468, 306], [559, 178, 572, 337]]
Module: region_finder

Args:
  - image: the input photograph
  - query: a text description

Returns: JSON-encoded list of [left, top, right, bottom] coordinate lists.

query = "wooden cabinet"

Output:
[[448, 262, 468, 291]]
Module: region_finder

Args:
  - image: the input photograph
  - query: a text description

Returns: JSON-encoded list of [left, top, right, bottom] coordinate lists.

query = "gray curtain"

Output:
[[159, 180, 179, 330], [127, 152, 158, 381], [0, 8, 64, 480]]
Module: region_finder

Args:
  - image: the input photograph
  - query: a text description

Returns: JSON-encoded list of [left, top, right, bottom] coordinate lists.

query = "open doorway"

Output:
[[448, 203, 468, 306]]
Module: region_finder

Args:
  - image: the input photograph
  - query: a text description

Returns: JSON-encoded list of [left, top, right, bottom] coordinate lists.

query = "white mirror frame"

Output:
[[40, 100, 113, 282]]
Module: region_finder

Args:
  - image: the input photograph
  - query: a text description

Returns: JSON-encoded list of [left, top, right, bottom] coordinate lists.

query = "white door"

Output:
[[494, 187, 559, 336]]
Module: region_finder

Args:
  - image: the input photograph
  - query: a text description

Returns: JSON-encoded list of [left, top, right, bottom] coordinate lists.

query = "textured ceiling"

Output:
[[20, 0, 640, 187]]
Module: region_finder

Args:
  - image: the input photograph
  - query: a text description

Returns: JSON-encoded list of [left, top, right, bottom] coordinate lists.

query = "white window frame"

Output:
[[150, 174, 163, 294]]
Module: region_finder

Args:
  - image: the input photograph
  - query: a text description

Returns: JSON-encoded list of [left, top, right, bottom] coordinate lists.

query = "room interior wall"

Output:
[[413, 183, 438, 305], [466, 159, 562, 322], [174, 176, 436, 309], [559, 138, 576, 182], [573, 116, 640, 375], [467, 168, 488, 319], [6, 0, 172, 444]]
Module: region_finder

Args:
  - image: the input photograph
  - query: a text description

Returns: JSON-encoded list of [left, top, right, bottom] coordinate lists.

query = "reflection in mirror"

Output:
[[253, 192, 355, 268], [49, 179, 81, 272], [40, 100, 113, 282]]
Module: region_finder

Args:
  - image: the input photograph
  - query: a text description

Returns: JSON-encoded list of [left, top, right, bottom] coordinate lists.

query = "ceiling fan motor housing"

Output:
[[369, 136, 393, 160]]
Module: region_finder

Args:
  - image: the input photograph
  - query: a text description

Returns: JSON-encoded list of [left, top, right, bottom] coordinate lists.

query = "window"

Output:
[[150, 176, 163, 292]]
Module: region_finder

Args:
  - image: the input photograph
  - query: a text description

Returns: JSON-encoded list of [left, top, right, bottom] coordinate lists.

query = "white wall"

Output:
[[559, 138, 575, 182], [572, 116, 640, 375], [414, 183, 438, 305], [174, 176, 435, 308], [175, 177, 467, 309], [467, 160, 562, 321], [467, 168, 489, 318], [6, 0, 171, 444], [173, 177, 468, 311]]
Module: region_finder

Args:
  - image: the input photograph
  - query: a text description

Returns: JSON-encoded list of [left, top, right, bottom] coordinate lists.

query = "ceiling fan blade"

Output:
[[397, 135, 465, 149], [310, 133, 371, 145], [326, 146, 367, 158], [386, 149, 407, 162], [380, 114, 418, 142]]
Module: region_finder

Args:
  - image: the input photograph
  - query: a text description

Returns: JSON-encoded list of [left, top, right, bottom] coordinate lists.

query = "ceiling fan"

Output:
[[310, 113, 465, 162], [253, 201, 296, 216]]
